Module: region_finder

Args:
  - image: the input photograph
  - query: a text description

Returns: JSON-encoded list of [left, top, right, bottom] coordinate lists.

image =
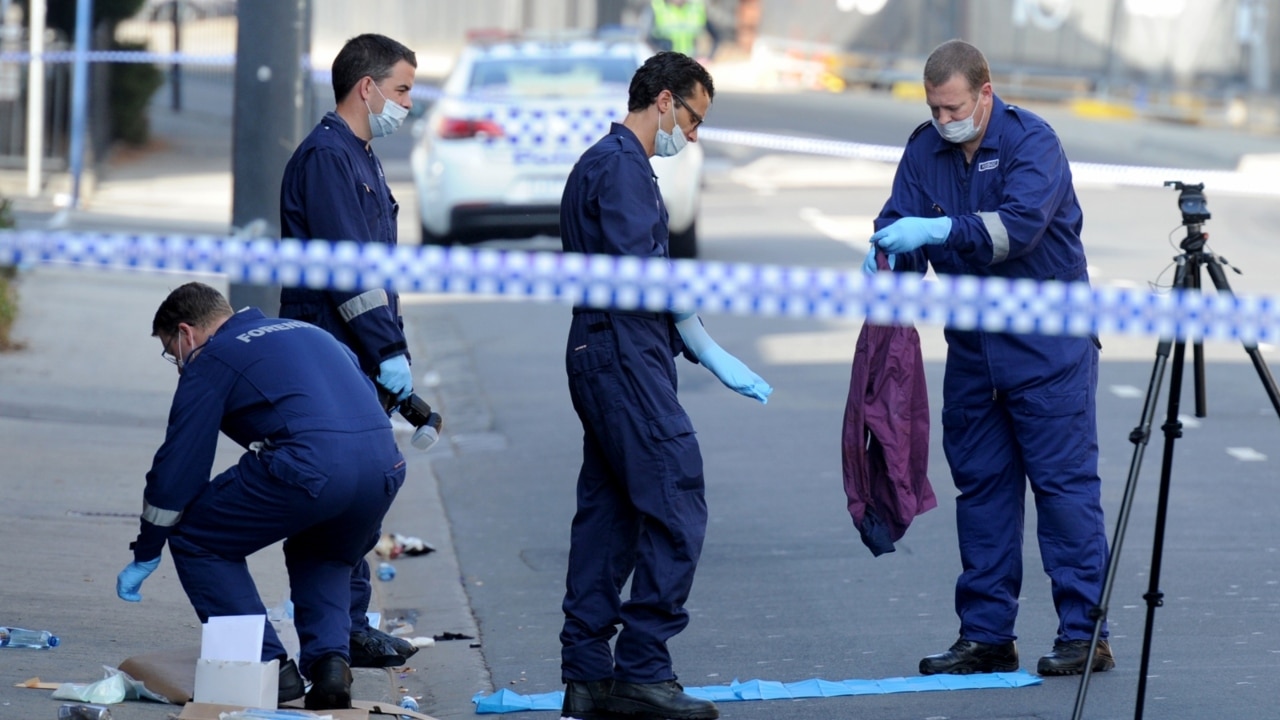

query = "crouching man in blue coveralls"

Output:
[[865, 40, 1115, 677], [116, 282, 406, 710], [558, 52, 772, 720]]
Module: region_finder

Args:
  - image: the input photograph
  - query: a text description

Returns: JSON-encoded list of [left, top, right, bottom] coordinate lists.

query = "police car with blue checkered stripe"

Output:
[[410, 32, 704, 258]]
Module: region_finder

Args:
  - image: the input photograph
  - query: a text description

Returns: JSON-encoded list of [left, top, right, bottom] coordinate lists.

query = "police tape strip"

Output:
[[2, 230, 1278, 344], [8, 49, 1264, 193], [696, 128, 1274, 196]]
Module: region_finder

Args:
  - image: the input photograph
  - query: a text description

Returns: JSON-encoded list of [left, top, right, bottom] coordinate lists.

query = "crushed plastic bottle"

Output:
[[57, 704, 112, 720], [0, 626, 59, 649], [398, 694, 420, 718], [376, 562, 396, 582]]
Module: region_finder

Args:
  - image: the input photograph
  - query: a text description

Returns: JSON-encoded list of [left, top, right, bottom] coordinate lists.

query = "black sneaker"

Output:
[[1037, 639, 1115, 676], [919, 638, 1019, 675], [349, 625, 418, 668], [606, 680, 719, 720], [304, 653, 353, 710], [277, 658, 305, 705], [561, 679, 615, 720]]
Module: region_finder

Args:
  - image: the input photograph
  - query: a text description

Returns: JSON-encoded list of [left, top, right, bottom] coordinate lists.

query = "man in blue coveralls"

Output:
[[116, 282, 406, 709], [557, 52, 772, 720], [278, 33, 418, 668], [865, 39, 1114, 677]]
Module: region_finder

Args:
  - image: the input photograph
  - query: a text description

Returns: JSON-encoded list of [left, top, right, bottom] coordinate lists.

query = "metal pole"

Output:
[[171, 0, 181, 111], [229, 0, 311, 315], [25, 0, 44, 198], [67, 0, 91, 208]]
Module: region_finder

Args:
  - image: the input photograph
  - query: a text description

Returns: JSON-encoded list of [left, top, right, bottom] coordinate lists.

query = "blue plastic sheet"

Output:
[[472, 671, 1041, 713]]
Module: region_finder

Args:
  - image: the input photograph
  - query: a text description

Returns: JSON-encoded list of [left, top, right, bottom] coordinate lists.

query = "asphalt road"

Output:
[[403, 89, 1280, 720], [9, 76, 1280, 720]]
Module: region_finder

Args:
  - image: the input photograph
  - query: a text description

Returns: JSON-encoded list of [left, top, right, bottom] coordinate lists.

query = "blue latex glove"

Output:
[[116, 557, 161, 602], [862, 249, 896, 275], [675, 314, 772, 404], [870, 216, 952, 254], [376, 354, 413, 402]]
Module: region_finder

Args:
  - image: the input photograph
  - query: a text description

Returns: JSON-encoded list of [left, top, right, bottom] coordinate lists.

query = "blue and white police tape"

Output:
[[3, 229, 1280, 344]]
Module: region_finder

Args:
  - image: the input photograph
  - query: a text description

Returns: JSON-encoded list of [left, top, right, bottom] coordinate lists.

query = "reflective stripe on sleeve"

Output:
[[141, 501, 183, 527], [978, 211, 1009, 264], [337, 289, 389, 323]]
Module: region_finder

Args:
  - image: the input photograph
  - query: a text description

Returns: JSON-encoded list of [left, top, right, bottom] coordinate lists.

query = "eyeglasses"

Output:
[[672, 92, 703, 130]]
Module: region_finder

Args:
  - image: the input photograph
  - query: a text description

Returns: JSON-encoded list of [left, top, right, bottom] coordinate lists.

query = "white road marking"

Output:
[[1226, 447, 1267, 461]]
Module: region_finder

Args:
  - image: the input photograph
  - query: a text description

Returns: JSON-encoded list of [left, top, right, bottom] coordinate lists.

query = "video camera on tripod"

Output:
[[1164, 180, 1210, 226], [378, 388, 444, 451]]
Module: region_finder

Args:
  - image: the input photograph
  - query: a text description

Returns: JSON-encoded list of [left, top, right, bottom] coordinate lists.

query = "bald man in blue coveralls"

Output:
[[866, 39, 1115, 678], [557, 52, 771, 720], [115, 282, 405, 710]]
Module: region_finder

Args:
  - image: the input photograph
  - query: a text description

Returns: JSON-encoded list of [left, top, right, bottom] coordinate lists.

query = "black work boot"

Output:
[[919, 638, 1020, 675], [305, 654, 353, 710], [560, 679, 615, 720], [606, 680, 719, 720], [277, 658, 305, 705], [349, 625, 418, 668], [1037, 639, 1116, 676]]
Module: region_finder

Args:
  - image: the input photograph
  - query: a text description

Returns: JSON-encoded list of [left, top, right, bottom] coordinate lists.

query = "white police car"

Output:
[[410, 34, 704, 258]]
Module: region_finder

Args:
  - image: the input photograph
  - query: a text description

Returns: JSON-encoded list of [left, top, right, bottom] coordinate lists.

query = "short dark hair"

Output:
[[923, 39, 990, 97], [332, 33, 417, 104], [152, 282, 233, 338], [627, 51, 715, 112]]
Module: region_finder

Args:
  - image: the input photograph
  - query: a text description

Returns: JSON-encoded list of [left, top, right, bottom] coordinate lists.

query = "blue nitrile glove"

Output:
[[116, 557, 161, 602], [870, 216, 952, 254], [675, 313, 772, 404], [862, 249, 896, 275], [376, 354, 413, 402]]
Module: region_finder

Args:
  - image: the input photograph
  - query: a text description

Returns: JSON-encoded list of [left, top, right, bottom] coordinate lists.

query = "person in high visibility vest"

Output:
[[645, 0, 719, 58]]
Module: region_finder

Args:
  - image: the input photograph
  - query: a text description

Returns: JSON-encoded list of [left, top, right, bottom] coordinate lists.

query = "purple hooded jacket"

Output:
[[841, 314, 937, 556]]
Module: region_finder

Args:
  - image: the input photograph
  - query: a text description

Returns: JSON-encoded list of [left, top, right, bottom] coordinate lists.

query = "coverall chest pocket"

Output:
[[976, 172, 1005, 212], [357, 180, 384, 239]]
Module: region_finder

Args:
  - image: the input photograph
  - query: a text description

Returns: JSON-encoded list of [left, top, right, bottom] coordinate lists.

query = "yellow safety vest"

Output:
[[651, 0, 706, 56]]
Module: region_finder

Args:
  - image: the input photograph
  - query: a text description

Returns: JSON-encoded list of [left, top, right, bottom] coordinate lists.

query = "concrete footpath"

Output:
[[0, 104, 486, 718]]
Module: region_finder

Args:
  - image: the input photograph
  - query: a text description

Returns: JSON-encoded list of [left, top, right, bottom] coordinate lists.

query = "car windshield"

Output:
[[468, 57, 636, 96]]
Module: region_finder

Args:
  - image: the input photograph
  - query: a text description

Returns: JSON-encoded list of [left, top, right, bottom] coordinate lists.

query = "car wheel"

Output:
[[421, 223, 455, 246], [668, 222, 697, 259]]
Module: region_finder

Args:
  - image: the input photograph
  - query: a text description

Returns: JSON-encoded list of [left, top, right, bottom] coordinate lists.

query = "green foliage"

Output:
[[20, 0, 148, 38], [110, 40, 164, 145], [0, 198, 19, 352]]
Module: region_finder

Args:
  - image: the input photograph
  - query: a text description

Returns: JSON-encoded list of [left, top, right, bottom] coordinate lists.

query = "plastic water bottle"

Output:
[[58, 704, 112, 720], [377, 562, 396, 581], [0, 626, 59, 649], [399, 695, 420, 718]]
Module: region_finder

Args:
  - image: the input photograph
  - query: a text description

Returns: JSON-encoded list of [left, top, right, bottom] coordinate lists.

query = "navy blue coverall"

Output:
[[559, 123, 706, 684], [132, 308, 405, 673], [279, 111, 408, 627], [880, 95, 1110, 645]]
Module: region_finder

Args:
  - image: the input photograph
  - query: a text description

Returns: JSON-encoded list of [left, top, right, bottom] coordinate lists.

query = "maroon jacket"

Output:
[[841, 316, 937, 556]]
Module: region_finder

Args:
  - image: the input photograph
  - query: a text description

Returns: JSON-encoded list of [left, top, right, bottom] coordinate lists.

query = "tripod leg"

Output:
[[1070, 337, 1173, 720], [1183, 256, 1208, 418], [1201, 257, 1280, 420]]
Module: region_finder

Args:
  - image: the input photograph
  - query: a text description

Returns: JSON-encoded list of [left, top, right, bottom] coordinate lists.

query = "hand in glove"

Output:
[[862, 248, 896, 275], [377, 354, 413, 402], [870, 216, 952, 255], [116, 557, 161, 602], [675, 313, 772, 404]]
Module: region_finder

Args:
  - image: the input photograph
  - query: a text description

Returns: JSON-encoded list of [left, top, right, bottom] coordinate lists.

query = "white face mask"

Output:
[[654, 101, 687, 158], [932, 97, 987, 144], [366, 82, 408, 138]]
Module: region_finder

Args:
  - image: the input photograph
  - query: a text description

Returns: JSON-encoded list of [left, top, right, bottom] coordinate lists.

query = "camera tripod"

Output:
[[1070, 182, 1280, 720]]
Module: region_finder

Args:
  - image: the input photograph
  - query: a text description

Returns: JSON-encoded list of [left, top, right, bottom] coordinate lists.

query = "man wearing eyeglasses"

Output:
[[117, 282, 406, 710], [556, 52, 770, 720]]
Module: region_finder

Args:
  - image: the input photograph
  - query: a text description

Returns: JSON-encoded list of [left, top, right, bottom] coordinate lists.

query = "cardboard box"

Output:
[[193, 658, 279, 708]]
